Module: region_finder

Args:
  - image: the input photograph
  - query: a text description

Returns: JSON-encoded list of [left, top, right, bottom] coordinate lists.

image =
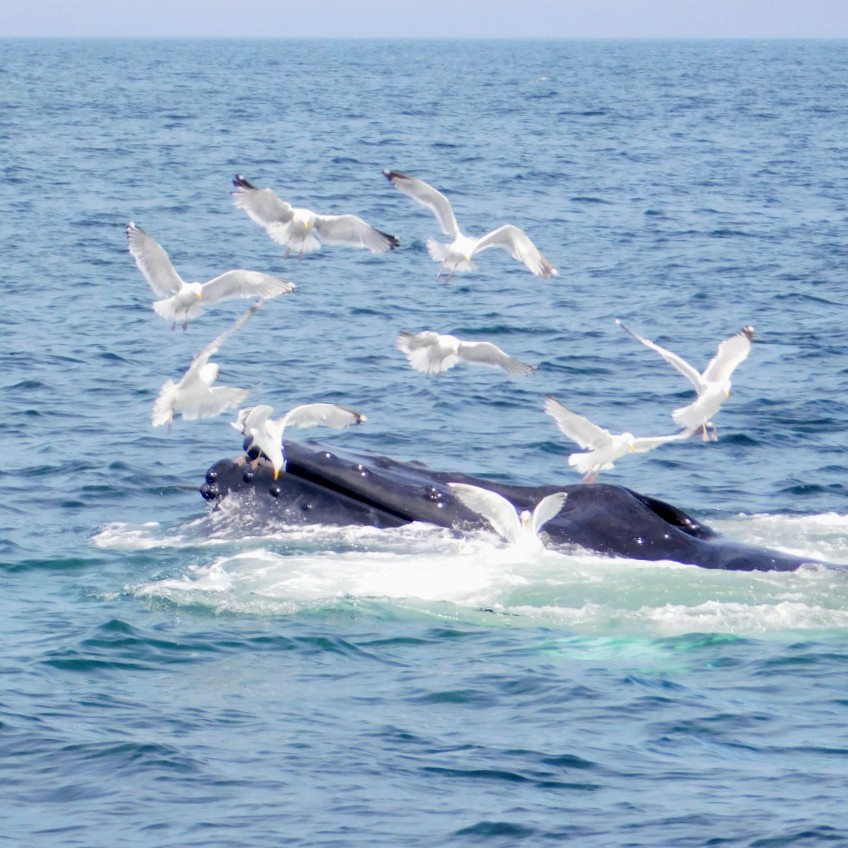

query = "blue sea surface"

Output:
[[2, 38, 848, 846]]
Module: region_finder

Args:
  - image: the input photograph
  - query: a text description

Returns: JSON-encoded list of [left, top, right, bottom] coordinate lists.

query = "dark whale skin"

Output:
[[199, 440, 830, 572]]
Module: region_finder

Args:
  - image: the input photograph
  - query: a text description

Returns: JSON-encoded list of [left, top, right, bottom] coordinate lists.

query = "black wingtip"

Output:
[[378, 229, 400, 249], [233, 174, 256, 190], [382, 169, 407, 183], [741, 326, 755, 340]]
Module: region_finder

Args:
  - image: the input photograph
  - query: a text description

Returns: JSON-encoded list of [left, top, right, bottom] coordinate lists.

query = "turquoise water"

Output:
[[3, 38, 848, 845]]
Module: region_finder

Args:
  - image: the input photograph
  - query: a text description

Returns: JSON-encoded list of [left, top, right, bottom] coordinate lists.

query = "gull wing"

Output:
[[313, 214, 399, 253], [126, 222, 184, 297], [182, 300, 263, 381], [703, 327, 755, 384], [396, 329, 441, 353], [396, 330, 458, 375], [473, 225, 558, 278], [232, 175, 294, 227], [181, 386, 252, 421], [631, 431, 691, 454], [383, 169, 460, 238], [544, 395, 613, 451], [280, 403, 366, 431], [232, 404, 274, 434], [531, 492, 568, 536], [448, 482, 521, 544], [200, 270, 294, 304], [615, 319, 705, 392], [456, 340, 536, 377]]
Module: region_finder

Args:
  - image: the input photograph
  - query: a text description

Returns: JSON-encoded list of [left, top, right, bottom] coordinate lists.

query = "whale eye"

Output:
[[242, 469, 254, 483], [301, 502, 313, 512], [205, 469, 218, 484], [269, 485, 281, 498]]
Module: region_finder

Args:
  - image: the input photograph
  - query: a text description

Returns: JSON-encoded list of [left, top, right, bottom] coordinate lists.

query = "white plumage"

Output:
[[232, 402, 367, 479], [616, 320, 755, 441], [151, 301, 261, 429], [449, 483, 567, 550], [232, 174, 399, 256], [544, 395, 688, 482], [383, 169, 558, 279], [126, 222, 295, 330], [396, 330, 536, 377]]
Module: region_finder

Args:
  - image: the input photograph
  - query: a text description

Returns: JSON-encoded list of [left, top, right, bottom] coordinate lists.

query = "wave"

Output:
[[91, 510, 848, 637]]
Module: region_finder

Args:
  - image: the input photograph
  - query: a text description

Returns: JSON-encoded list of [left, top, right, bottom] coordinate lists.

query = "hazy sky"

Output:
[[2, 0, 847, 39]]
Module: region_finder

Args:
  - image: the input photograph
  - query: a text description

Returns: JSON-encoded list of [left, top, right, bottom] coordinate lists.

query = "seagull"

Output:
[[232, 402, 366, 479], [231, 174, 399, 257], [396, 330, 536, 377], [544, 395, 688, 483], [151, 301, 261, 429], [382, 169, 558, 280], [127, 222, 295, 330], [449, 482, 567, 551], [616, 320, 755, 441]]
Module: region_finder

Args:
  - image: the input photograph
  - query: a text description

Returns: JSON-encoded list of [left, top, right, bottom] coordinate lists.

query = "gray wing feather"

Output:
[[126, 222, 184, 296], [544, 396, 612, 450], [383, 170, 460, 237]]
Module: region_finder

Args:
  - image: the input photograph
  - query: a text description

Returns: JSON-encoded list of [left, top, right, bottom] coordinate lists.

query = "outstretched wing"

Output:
[[280, 403, 366, 431], [232, 174, 294, 228], [473, 225, 558, 278], [314, 214, 399, 253], [181, 386, 253, 422], [396, 330, 458, 376], [615, 319, 704, 392], [448, 482, 520, 544], [126, 222, 184, 296], [183, 300, 263, 381], [200, 270, 295, 304], [544, 395, 612, 451], [457, 340, 536, 377], [232, 403, 274, 434], [383, 169, 460, 238], [703, 326, 755, 384], [631, 431, 691, 454], [531, 492, 568, 536]]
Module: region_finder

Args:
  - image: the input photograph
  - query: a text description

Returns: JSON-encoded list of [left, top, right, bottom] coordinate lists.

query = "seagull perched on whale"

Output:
[[126, 222, 295, 330], [151, 301, 261, 429], [396, 330, 536, 377], [449, 482, 567, 552], [544, 395, 688, 482], [616, 320, 755, 441], [382, 169, 558, 280], [232, 403, 367, 479], [231, 174, 399, 257]]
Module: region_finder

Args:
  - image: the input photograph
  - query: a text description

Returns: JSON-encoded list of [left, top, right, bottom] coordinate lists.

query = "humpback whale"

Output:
[[199, 441, 830, 572]]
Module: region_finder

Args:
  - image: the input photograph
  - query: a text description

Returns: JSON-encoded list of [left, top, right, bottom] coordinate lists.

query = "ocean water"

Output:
[[3, 37, 848, 846]]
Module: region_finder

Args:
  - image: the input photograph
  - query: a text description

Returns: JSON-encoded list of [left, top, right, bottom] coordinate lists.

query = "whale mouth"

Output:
[[199, 440, 825, 573]]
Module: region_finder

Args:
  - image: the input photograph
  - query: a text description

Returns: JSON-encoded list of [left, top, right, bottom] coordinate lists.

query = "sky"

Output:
[[1, 0, 847, 39]]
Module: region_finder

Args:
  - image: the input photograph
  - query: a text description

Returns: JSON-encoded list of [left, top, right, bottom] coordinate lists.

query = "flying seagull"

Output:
[[232, 174, 399, 257], [449, 482, 567, 551], [232, 402, 366, 479], [382, 169, 557, 280], [151, 300, 261, 429], [396, 330, 536, 377], [616, 320, 755, 441], [127, 222, 294, 330], [544, 395, 688, 482]]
